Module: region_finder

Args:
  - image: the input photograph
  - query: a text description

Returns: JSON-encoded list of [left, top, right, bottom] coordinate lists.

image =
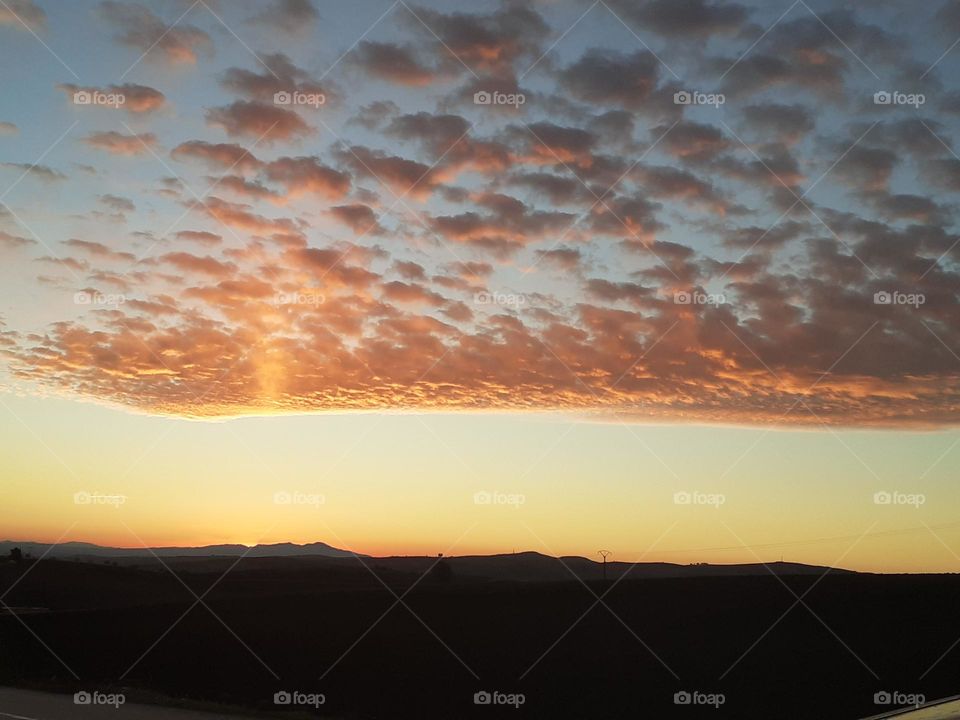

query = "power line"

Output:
[[597, 550, 612, 581]]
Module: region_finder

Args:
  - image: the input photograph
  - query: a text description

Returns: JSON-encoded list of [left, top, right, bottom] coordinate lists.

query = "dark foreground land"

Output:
[[1, 555, 959, 719]]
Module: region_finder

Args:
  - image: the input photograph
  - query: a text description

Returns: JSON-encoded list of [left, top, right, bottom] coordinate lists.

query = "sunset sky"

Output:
[[1, 0, 959, 572]]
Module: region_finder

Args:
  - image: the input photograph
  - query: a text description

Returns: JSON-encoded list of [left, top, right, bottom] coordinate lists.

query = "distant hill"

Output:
[[0, 540, 360, 559], [0, 542, 854, 581], [364, 551, 856, 582]]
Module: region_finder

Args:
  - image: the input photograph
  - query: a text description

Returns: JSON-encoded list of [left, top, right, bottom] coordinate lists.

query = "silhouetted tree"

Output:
[[9, 547, 22, 565]]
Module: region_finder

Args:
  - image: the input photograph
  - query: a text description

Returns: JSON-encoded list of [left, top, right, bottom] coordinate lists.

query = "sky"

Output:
[[1, 0, 959, 571]]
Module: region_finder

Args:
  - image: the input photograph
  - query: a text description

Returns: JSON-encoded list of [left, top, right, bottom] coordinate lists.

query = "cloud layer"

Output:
[[1, 0, 959, 427]]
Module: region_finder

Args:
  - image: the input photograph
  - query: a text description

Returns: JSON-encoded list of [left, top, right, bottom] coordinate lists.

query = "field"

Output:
[[2, 557, 959, 718]]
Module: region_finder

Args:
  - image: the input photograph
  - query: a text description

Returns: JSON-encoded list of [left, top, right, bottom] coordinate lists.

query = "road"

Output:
[[0, 688, 256, 719], [863, 697, 960, 719]]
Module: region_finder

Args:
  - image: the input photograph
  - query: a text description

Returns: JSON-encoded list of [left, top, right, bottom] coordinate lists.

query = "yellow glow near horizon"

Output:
[[2, 394, 958, 573]]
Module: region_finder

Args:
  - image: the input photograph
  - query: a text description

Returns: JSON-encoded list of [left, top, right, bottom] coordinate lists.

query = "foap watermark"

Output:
[[474, 90, 525, 108], [874, 691, 925, 708], [474, 291, 527, 307], [74, 491, 127, 508], [274, 290, 326, 306], [474, 490, 525, 508], [874, 490, 925, 508], [72, 90, 125, 108], [274, 490, 325, 508], [474, 690, 525, 708], [674, 490, 725, 508], [274, 690, 325, 708], [674, 290, 725, 306], [74, 691, 125, 708], [273, 90, 325, 108], [874, 290, 924, 308], [673, 90, 725, 108], [74, 291, 126, 308], [674, 690, 725, 708], [873, 91, 925, 108]]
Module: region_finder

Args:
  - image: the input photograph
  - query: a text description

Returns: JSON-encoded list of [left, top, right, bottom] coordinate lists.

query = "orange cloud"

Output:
[[206, 101, 313, 143], [171, 141, 263, 173], [264, 157, 351, 200], [83, 131, 156, 156], [99, 1, 212, 65], [58, 83, 166, 113]]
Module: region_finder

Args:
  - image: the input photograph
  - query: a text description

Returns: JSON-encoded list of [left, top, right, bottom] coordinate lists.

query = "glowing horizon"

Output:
[[3, 393, 958, 574]]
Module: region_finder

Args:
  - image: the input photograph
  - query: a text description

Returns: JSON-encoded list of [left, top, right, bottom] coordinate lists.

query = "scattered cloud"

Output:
[[99, 1, 213, 65], [82, 131, 157, 156]]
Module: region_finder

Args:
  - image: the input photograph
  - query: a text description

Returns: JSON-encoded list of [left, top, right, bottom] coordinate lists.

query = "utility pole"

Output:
[[597, 550, 612, 582]]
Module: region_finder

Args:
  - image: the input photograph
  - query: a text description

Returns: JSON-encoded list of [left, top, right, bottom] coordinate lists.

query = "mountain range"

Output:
[[0, 540, 358, 559]]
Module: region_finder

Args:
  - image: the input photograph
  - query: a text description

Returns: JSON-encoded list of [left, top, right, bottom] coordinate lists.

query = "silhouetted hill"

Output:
[[1, 542, 855, 582], [0, 540, 359, 559], [385, 551, 855, 582]]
